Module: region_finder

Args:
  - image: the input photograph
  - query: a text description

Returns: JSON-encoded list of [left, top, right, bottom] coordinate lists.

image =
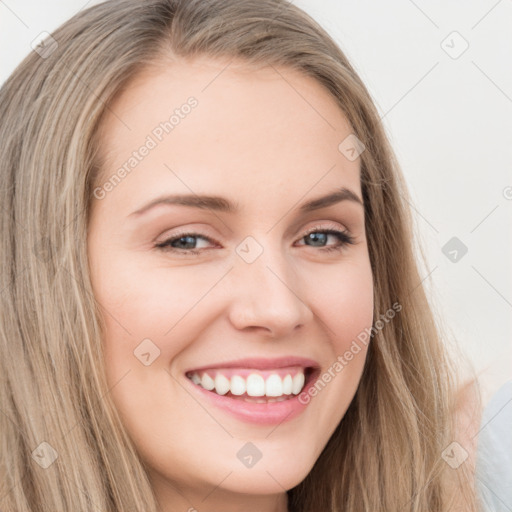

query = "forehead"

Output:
[[93, 56, 362, 213]]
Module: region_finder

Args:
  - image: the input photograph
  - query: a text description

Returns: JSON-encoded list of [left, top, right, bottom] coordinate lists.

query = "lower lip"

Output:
[[185, 370, 319, 425]]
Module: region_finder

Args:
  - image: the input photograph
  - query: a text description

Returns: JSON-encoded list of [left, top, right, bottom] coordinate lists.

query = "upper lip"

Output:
[[185, 356, 320, 374]]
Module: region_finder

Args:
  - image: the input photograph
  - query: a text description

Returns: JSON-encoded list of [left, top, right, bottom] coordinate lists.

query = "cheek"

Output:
[[302, 258, 374, 429], [91, 255, 220, 357], [306, 256, 374, 346]]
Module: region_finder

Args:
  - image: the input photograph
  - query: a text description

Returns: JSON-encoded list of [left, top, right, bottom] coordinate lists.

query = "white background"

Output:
[[1, 0, 511, 403]]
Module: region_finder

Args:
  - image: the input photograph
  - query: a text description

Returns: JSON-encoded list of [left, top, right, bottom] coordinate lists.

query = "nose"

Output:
[[226, 241, 314, 337]]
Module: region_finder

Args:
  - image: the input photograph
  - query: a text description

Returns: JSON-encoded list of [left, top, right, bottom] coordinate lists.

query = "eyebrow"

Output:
[[129, 186, 363, 217]]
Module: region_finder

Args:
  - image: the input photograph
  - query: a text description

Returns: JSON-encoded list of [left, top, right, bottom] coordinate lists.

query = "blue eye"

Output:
[[158, 234, 212, 252], [299, 228, 355, 253], [155, 227, 355, 256]]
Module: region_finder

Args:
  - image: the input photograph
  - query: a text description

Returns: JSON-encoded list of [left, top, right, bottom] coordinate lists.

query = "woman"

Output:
[[0, 0, 482, 510]]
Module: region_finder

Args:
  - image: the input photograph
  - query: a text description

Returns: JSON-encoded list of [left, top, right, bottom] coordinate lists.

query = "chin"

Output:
[[222, 455, 316, 494]]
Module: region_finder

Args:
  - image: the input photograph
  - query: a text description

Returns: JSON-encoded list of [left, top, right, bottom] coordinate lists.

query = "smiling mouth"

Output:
[[185, 366, 316, 403]]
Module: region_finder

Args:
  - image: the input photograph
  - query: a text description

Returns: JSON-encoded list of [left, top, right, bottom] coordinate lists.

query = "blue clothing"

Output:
[[476, 380, 512, 512]]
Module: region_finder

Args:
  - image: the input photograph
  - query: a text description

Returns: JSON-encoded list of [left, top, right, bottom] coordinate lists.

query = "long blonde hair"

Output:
[[0, 0, 481, 510]]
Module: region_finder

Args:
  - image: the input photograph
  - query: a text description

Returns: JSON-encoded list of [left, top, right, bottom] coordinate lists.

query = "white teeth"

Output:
[[214, 374, 230, 395], [246, 374, 265, 396], [282, 374, 293, 395], [201, 373, 215, 391], [230, 375, 246, 396], [292, 373, 305, 395], [189, 368, 309, 398], [265, 374, 283, 397]]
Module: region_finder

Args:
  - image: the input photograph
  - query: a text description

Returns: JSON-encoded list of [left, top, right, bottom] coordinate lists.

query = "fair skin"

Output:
[[87, 56, 374, 512]]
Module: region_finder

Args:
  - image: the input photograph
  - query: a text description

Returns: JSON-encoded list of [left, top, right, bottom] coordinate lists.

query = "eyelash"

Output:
[[154, 225, 356, 256]]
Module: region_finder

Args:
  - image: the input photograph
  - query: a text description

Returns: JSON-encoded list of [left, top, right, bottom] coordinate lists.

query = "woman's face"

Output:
[[87, 56, 374, 511]]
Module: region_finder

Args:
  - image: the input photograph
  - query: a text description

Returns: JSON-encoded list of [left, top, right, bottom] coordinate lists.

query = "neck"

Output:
[[150, 471, 290, 512]]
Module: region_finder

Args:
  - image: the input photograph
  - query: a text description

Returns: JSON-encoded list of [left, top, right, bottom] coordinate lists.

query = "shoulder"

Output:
[[475, 380, 512, 511]]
